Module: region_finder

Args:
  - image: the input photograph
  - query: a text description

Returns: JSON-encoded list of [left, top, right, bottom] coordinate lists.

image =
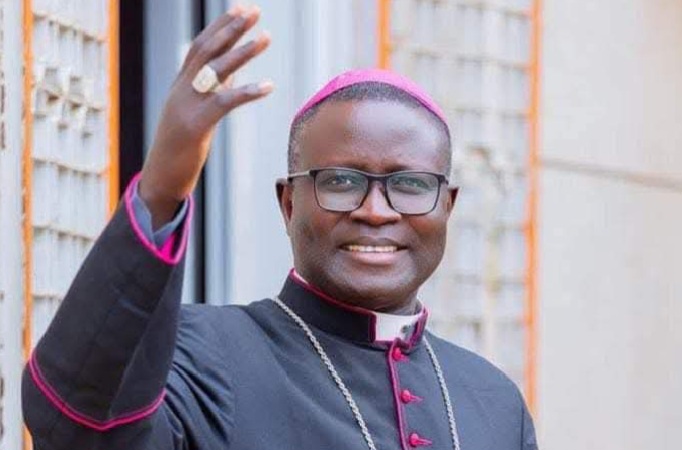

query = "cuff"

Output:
[[124, 172, 193, 265], [130, 178, 189, 246]]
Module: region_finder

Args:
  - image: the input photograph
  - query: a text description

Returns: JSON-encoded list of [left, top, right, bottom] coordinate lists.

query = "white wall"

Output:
[[538, 1, 682, 448]]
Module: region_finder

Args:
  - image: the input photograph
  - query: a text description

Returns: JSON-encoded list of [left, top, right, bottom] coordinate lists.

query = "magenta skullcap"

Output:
[[293, 68, 448, 129]]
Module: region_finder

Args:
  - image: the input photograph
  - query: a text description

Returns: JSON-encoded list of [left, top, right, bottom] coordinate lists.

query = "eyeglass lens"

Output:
[[314, 169, 441, 215]]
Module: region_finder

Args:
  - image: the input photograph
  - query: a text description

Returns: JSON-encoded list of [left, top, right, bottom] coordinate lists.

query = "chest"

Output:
[[223, 331, 503, 450]]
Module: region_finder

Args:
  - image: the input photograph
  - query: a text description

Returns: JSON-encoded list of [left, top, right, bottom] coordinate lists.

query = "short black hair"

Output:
[[287, 82, 452, 174]]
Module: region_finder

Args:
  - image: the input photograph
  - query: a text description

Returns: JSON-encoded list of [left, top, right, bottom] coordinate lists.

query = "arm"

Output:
[[22, 5, 273, 449], [520, 399, 539, 450], [22, 181, 192, 449]]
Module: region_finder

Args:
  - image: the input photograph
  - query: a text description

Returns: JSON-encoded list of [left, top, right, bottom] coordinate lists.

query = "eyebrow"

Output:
[[311, 161, 441, 174]]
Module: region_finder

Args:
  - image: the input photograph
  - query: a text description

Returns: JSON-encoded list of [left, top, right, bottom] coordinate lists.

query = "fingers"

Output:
[[218, 74, 235, 91], [210, 6, 262, 62], [183, 5, 245, 68], [206, 81, 275, 122], [199, 4, 246, 39], [184, 6, 261, 75], [211, 31, 271, 82], [179, 4, 274, 125]]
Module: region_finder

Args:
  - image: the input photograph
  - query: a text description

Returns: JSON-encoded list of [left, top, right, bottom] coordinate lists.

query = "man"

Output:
[[22, 5, 538, 450]]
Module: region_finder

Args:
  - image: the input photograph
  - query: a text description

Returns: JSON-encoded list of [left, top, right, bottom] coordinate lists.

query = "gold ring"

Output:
[[192, 64, 220, 93]]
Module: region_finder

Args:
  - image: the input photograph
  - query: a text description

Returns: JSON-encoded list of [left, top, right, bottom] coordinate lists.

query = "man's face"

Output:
[[278, 100, 456, 313]]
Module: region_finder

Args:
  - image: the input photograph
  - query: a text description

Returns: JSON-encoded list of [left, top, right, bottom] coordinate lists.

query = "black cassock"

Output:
[[22, 202, 538, 450]]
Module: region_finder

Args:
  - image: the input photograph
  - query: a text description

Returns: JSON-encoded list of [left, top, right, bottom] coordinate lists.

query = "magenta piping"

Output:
[[158, 232, 178, 259], [289, 268, 430, 344], [408, 308, 429, 347], [124, 172, 193, 266], [289, 268, 378, 341], [28, 352, 165, 431], [388, 340, 409, 450]]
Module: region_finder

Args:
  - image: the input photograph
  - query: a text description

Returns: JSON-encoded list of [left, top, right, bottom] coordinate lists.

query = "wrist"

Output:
[[138, 175, 185, 230]]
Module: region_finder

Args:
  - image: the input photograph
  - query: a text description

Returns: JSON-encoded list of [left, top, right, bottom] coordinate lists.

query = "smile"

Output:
[[343, 245, 399, 253]]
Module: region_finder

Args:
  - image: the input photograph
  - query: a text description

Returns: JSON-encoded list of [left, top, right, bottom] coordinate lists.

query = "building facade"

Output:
[[0, 1, 680, 449]]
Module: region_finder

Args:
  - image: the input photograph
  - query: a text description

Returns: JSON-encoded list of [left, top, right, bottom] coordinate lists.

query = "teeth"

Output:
[[344, 245, 398, 253]]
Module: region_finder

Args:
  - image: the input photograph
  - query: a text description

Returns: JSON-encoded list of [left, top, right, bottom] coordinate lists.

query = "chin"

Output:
[[325, 273, 418, 311], [297, 254, 427, 311]]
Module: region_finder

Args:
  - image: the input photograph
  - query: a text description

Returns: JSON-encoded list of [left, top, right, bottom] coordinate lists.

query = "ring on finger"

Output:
[[192, 64, 221, 94]]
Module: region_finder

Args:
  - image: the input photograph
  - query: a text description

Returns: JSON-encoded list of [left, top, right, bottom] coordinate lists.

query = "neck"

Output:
[[375, 298, 420, 315], [290, 268, 421, 316], [281, 272, 429, 344]]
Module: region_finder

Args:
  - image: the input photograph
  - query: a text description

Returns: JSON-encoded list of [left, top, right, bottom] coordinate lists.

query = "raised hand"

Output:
[[139, 5, 273, 228]]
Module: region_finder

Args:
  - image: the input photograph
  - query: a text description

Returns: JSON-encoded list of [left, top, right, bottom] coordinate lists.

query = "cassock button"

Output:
[[391, 346, 406, 362], [409, 432, 432, 447], [401, 389, 414, 403]]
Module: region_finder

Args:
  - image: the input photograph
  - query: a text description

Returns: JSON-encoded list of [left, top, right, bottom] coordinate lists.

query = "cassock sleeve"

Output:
[[129, 178, 189, 246], [21, 173, 195, 450], [521, 398, 539, 450]]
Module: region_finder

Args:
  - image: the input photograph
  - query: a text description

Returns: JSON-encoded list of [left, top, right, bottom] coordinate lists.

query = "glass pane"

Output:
[[388, 172, 439, 195], [316, 169, 367, 194]]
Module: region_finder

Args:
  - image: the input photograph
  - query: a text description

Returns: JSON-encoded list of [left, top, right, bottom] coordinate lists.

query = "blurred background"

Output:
[[0, 0, 680, 449]]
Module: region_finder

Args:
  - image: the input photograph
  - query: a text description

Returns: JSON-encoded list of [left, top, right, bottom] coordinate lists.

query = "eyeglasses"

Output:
[[287, 167, 450, 215]]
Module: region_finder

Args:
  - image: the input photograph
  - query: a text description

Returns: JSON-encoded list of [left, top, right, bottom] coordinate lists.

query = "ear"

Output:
[[444, 186, 459, 217], [276, 178, 294, 235]]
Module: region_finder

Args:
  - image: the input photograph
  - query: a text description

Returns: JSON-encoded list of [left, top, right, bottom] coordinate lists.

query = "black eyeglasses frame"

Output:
[[286, 167, 451, 216]]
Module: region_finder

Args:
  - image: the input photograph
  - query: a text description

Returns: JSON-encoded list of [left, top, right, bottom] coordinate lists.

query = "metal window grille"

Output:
[[28, 0, 111, 345], [389, 0, 533, 387]]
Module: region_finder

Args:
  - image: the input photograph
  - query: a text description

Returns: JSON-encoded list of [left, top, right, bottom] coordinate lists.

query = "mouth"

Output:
[[338, 238, 407, 266], [342, 244, 399, 253]]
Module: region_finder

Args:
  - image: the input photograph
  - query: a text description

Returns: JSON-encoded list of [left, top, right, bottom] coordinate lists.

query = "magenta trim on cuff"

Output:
[[28, 352, 166, 432], [158, 232, 178, 260], [124, 172, 193, 265]]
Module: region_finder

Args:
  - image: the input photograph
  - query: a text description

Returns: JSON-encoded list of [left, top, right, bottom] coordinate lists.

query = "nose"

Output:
[[348, 181, 401, 225]]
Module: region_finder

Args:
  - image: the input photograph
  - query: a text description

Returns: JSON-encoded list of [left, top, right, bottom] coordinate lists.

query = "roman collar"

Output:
[[276, 269, 429, 348]]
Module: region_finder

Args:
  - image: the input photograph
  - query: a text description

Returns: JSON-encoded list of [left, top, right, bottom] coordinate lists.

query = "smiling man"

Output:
[[281, 77, 456, 315], [22, 6, 538, 450]]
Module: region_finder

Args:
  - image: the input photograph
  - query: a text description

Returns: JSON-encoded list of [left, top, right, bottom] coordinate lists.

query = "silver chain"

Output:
[[273, 297, 462, 450], [424, 338, 462, 450]]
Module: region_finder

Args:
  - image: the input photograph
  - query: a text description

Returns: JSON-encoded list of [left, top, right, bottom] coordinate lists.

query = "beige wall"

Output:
[[538, 0, 682, 449]]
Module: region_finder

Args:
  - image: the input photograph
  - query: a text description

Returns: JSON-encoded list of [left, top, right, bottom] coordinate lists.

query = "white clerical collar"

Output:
[[373, 310, 423, 341], [291, 269, 423, 341]]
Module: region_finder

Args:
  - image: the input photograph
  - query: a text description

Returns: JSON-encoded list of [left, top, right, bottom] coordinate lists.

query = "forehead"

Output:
[[297, 100, 447, 172]]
